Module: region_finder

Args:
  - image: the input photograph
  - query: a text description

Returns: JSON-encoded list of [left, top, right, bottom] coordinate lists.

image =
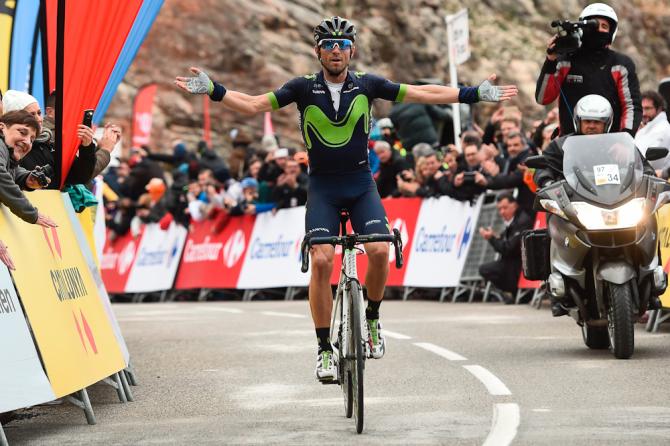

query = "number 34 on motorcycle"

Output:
[[594, 164, 620, 186]]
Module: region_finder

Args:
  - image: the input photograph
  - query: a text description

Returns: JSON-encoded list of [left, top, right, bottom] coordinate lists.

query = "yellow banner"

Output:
[[657, 205, 670, 308], [0, 191, 125, 397], [0, 1, 16, 92]]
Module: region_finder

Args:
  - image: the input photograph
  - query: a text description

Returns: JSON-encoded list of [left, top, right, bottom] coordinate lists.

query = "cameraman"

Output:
[[535, 3, 641, 136]]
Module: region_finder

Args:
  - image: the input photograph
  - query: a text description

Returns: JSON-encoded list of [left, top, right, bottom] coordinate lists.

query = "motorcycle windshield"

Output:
[[562, 133, 644, 206]]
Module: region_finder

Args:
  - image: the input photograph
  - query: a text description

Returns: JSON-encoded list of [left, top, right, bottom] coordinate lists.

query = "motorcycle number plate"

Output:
[[593, 164, 621, 186]]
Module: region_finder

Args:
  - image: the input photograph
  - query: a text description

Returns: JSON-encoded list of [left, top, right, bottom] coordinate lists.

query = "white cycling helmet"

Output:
[[573, 94, 614, 133], [580, 3, 618, 43]]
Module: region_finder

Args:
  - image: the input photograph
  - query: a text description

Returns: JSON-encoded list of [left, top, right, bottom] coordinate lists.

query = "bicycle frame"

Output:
[[330, 245, 365, 362]]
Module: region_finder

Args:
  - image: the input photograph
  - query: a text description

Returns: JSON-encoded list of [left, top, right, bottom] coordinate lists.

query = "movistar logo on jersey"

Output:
[[303, 94, 369, 149]]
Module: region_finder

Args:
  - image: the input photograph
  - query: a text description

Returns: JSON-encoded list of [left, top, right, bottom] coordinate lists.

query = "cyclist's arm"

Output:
[[403, 84, 460, 104], [219, 90, 273, 116]]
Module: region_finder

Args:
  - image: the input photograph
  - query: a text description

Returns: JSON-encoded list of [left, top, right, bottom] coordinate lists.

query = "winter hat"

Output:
[[2, 90, 39, 113]]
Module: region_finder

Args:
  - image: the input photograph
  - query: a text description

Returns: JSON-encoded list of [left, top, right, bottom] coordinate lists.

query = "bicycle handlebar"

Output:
[[300, 229, 404, 273]]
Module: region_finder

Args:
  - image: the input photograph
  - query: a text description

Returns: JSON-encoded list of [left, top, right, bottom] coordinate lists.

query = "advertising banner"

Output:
[[0, 264, 57, 412], [657, 205, 670, 308], [175, 215, 255, 290], [403, 195, 483, 287], [237, 207, 308, 289], [0, 191, 125, 397], [101, 228, 143, 294], [64, 197, 130, 364], [131, 83, 157, 147], [125, 222, 187, 293], [329, 198, 422, 287]]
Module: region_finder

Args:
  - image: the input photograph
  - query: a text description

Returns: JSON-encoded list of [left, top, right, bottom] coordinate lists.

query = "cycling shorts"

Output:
[[305, 170, 389, 237]]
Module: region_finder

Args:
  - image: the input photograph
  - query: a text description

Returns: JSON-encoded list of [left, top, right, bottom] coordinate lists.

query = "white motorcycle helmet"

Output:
[[579, 3, 619, 44], [573, 94, 614, 133]]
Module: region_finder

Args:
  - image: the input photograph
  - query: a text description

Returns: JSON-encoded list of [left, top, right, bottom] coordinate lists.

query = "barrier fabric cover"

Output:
[[657, 204, 670, 308], [0, 191, 125, 397], [124, 222, 187, 293], [55, 0, 144, 186], [101, 228, 143, 294], [131, 83, 157, 147], [0, 263, 57, 412], [403, 195, 483, 287], [175, 215, 255, 290]]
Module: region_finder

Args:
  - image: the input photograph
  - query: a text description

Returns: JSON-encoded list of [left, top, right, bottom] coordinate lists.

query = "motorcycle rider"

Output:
[[534, 94, 657, 316]]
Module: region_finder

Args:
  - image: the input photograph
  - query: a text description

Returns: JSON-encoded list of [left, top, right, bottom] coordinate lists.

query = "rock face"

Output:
[[105, 0, 670, 155]]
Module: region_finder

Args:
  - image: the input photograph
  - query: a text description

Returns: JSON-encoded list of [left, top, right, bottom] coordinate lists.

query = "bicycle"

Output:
[[301, 210, 403, 434]]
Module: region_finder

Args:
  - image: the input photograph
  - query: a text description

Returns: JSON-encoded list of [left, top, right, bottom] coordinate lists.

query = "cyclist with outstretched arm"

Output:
[[176, 16, 517, 382]]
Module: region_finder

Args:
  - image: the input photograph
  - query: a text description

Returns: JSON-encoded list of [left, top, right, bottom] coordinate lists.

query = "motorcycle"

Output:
[[524, 133, 669, 359]]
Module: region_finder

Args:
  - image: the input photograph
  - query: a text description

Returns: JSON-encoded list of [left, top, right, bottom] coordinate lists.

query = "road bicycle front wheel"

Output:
[[333, 287, 353, 419], [349, 280, 365, 434]]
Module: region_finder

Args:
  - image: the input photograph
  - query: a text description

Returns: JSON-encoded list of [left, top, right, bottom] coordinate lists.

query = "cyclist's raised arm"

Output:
[[403, 73, 518, 105], [175, 66, 272, 116]]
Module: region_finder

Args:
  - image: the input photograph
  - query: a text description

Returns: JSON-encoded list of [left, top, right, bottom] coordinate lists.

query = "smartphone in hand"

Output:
[[82, 109, 94, 128]]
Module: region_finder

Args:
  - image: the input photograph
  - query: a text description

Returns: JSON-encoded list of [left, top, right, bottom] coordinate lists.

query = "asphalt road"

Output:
[[4, 299, 670, 445]]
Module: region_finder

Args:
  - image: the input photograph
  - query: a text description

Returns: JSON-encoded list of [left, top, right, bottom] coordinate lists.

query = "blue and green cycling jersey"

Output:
[[264, 71, 407, 175]]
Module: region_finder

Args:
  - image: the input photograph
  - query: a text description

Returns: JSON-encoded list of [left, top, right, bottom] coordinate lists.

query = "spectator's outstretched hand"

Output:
[[98, 123, 122, 152], [478, 74, 518, 102], [0, 240, 16, 270], [77, 124, 95, 146], [35, 212, 57, 228], [175, 67, 214, 95]]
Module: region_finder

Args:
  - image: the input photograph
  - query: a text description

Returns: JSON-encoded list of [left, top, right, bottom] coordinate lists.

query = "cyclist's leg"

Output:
[[349, 174, 389, 358], [305, 177, 341, 379]]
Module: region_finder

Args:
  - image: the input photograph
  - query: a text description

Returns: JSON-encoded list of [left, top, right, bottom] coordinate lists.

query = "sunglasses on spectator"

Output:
[[318, 39, 353, 51]]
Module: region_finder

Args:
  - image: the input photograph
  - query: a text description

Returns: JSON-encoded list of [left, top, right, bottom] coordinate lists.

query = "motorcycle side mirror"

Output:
[[645, 147, 669, 161], [524, 155, 548, 169]]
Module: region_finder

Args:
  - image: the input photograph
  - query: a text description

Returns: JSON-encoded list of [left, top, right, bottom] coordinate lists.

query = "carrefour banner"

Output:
[[175, 216, 255, 290], [657, 205, 670, 308], [237, 207, 308, 289], [403, 195, 483, 287], [124, 222, 187, 293], [101, 228, 143, 294], [0, 191, 125, 397], [0, 263, 57, 412]]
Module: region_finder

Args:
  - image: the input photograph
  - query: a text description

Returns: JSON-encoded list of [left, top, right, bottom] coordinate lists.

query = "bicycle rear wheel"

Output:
[[349, 280, 365, 434]]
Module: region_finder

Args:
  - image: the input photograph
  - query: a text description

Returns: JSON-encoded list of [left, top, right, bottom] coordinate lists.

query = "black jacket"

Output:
[[0, 137, 39, 223], [488, 209, 533, 261], [389, 103, 448, 150], [375, 151, 410, 198], [486, 149, 535, 214], [535, 48, 641, 135]]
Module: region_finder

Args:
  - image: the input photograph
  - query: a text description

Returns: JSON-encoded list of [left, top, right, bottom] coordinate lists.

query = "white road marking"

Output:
[[201, 307, 244, 314], [413, 342, 468, 361], [382, 329, 412, 340], [463, 365, 512, 396], [260, 311, 306, 319], [483, 403, 520, 446], [532, 408, 551, 413]]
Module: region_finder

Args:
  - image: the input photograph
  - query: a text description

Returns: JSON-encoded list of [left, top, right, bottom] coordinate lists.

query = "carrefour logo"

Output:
[[456, 217, 473, 259], [413, 226, 457, 253], [223, 230, 246, 268], [249, 235, 294, 260]]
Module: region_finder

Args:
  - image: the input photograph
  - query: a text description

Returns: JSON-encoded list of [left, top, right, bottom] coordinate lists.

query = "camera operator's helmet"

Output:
[[573, 94, 614, 133], [580, 3, 618, 43], [314, 16, 356, 43]]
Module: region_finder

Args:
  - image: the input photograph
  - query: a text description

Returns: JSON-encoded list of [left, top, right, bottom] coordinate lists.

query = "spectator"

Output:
[[229, 132, 253, 179], [123, 149, 165, 200], [478, 193, 533, 303], [397, 150, 449, 198], [258, 147, 289, 186], [373, 140, 410, 198], [229, 177, 275, 216], [0, 239, 15, 270], [272, 158, 308, 209], [294, 151, 309, 174], [389, 95, 450, 151], [478, 131, 536, 216], [540, 123, 559, 152], [535, 3, 641, 135], [451, 143, 487, 202], [531, 106, 559, 148], [0, 110, 57, 227], [635, 91, 670, 177], [198, 139, 228, 174]]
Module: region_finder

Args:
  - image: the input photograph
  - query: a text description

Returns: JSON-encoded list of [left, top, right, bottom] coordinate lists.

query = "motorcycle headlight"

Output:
[[540, 199, 567, 219], [572, 198, 646, 230]]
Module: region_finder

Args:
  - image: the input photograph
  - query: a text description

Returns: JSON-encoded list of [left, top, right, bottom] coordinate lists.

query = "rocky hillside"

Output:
[[105, 0, 670, 154]]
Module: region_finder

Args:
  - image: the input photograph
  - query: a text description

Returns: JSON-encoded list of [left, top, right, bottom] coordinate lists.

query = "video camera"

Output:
[[548, 19, 598, 56], [31, 164, 54, 188]]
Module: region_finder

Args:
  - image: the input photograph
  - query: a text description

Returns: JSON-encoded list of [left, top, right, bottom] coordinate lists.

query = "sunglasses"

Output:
[[318, 39, 353, 51]]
